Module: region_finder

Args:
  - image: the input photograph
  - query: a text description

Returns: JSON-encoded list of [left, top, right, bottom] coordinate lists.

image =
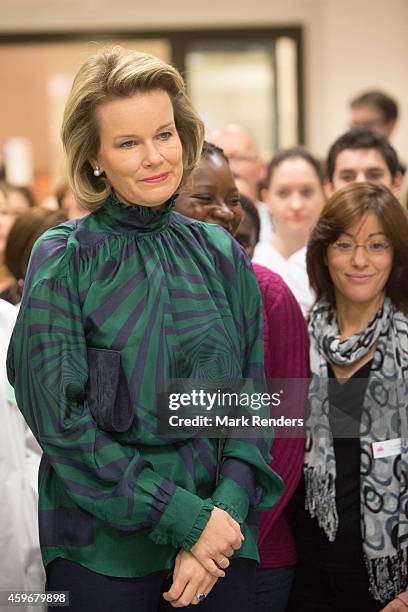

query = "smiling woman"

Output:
[[288, 182, 408, 612], [61, 48, 202, 212], [7, 46, 282, 612], [175, 141, 243, 234], [92, 91, 183, 208], [326, 212, 394, 323]]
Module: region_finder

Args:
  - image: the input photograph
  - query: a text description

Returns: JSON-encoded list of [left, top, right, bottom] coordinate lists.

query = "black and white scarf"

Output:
[[306, 297, 408, 603]]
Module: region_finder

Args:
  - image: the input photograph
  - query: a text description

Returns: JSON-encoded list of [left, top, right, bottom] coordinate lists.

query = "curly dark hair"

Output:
[[201, 140, 229, 163]]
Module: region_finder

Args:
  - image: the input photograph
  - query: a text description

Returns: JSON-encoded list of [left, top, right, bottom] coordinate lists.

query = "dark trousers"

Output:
[[255, 566, 294, 612], [286, 562, 384, 612], [46, 557, 256, 612]]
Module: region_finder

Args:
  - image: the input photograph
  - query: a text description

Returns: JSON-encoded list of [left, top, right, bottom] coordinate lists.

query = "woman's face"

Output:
[[0, 189, 30, 256], [266, 157, 325, 244], [235, 211, 258, 259], [326, 212, 394, 309], [175, 153, 243, 234], [93, 90, 183, 207]]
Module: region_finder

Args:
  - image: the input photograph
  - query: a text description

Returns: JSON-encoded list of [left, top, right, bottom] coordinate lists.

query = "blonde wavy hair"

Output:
[[61, 46, 205, 211]]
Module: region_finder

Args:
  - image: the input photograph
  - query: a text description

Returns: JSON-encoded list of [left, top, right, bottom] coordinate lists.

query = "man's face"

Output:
[[326, 148, 400, 197], [350, 104, 394, 139]]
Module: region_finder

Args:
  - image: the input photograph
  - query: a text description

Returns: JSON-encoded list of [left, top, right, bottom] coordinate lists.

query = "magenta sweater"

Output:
[[252, 263, 310, 569]]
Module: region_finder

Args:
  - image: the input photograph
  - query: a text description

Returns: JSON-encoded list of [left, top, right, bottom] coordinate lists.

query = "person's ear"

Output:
[[391, 171, 403, 199], [385, 119, 397, 139], [260, 186, 270, 204], [323, 179, 334, 199], [257, 159, 267, 184]]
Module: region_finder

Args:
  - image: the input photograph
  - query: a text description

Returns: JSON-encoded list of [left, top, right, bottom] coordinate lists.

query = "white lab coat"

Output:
[[0, 299, 45, 612], [253, 242, 314, 316]]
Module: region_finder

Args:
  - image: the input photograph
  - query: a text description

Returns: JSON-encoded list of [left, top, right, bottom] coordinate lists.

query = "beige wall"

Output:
[[317, 0, 408, 161], [0, 0, 407, 168]]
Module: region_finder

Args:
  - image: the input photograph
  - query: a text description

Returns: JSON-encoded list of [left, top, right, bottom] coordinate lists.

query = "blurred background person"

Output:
[[0, 295, 45, 612], [0, 296, 28, 612], [5, 207, 67, 302], [325, 127, 403, 198], [349, 90, 399, 140], [7, 184, 37, 209], [253, 147, 326, 316], [209, 124, 274, 242], [54, 182, 88, 219], [0, 181, 34, 304], [288, 182, 408, 612], [176, 141, 309, 612], [234, 194, 261, 259]]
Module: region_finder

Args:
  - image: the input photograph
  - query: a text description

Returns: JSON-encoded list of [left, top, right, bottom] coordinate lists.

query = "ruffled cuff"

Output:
[[149, 485, 213, 548], [182, 499, 214, 550]]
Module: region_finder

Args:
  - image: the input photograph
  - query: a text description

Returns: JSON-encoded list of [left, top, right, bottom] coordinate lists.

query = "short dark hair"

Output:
[[326, 128, 400, 182], [307, 182, 408, 313], [5, 208, 67, 280], [351, 90, 398, 124], [265, 147, 324, 188], [238, 194, 261, 244]]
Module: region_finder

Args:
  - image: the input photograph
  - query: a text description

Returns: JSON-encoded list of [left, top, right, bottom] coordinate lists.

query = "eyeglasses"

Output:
[[330, 239, 391, 255]]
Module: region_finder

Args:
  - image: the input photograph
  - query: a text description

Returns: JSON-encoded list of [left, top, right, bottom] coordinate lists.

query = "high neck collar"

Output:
[[100, 191, 177, 234]]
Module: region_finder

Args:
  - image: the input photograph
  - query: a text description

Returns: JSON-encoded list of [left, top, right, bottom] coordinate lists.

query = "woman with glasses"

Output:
[[288, 182, 408, 611]]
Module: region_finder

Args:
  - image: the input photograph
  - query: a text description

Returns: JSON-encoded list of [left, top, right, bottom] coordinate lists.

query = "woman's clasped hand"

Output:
[[190, 507, 244, 576], [381, 599, 408, 612], [163, 507, 244, 606], [163, 550, 218, 608]]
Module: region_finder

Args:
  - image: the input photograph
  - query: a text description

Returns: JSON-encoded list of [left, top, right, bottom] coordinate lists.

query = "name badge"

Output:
[[372, 438, 402, 459]]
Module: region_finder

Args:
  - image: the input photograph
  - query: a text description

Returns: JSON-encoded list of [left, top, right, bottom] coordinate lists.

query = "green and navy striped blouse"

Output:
[[7, 193, 282, 577]]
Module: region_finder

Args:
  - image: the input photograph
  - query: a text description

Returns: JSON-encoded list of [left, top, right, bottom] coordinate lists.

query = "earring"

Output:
[[93, 165, 102, 177]]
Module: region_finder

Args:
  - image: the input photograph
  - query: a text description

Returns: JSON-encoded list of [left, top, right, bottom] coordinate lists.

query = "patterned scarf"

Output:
[[306, 297, 408, 603]]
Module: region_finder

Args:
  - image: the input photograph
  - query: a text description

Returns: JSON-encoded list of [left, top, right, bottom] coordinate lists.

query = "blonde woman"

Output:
[[7, 47, 281, 610]]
